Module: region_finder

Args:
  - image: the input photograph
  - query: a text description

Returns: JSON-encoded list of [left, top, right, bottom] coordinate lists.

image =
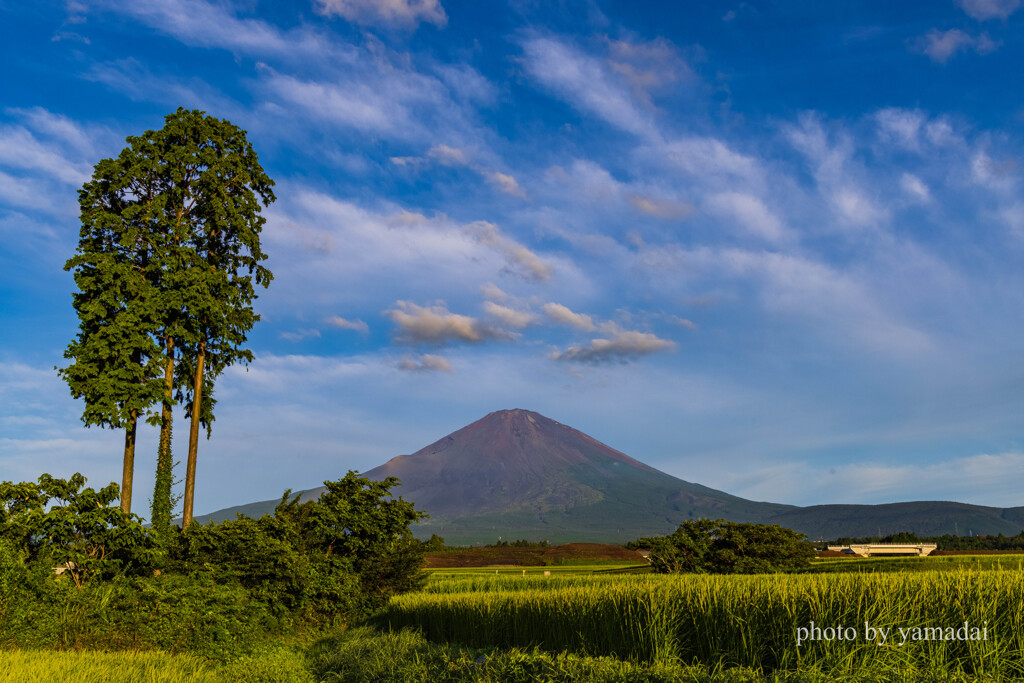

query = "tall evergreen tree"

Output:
[[62, 108, 274, 528], [61, 157, 169, 515]]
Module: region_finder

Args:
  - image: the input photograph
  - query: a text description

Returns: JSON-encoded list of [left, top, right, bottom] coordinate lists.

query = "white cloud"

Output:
[[785, 114, 889, 232], [314, 0, 447, 28], [689, 248, 932, 356], [900, 173, 931, 202], [86, 58, 239, 114], [397, 354, 453, 373], [519, 35, 654, 137], [874, 108, 926, 150], [0, 125, 92, 185], [970, 150, 1018, 190], [628, 194, 693, 219], [956, 0, 1022, 20], [464, 221, 552, 281], [486, 171, 526, 198], [605, 36, 692, 107], [326, 316, 369, 333], [428, 144, 468, 166], [480, 283, 509, 302], [543, 303, 596, 331], [999, 202, 1024, 240], [916, 29, 998, 63], [281, 328, 322, 342], [660, 136, 762, 183], [387, 300, 513, 345], [832, 188, 888, 228], [261, 71, 420, 138], [261, 189, 574, 315], [705, 192, 788, 242], [483, 301, 537, 329], [552, 323, 675, 364], [85, 0, 328, 57]]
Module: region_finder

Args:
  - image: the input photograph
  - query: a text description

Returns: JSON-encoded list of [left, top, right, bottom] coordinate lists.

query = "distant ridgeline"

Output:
[[196, 410, 1024, 545]]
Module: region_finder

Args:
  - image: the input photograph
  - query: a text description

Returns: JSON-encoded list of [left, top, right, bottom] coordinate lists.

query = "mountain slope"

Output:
[[195, 409, 1024, 544]]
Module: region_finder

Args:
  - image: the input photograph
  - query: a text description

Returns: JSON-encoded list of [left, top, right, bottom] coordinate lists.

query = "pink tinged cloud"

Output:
[[552, 326, 675, 364], [326, 316, 369, 333], [542, 303, 596, 331], [387, 301, 514, 345], [397, 354, 453, 373]]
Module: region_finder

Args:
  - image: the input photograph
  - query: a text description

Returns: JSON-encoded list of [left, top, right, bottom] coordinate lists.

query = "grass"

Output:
[[7, 559, 1024, 681], [0, 645, 314, 683], [0, 650, 218, 683], [380, 568, 1024, 677], [802, 555, 1024, 574], [426, 563, 646, 578]]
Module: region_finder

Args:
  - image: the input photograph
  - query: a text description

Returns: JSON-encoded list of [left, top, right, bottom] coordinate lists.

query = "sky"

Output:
[[2, 0, 1024, 519]]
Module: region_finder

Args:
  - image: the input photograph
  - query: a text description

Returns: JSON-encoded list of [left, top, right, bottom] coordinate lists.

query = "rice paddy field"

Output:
[[374, 559, 1024, 680], [8, 555, 1024, 681]]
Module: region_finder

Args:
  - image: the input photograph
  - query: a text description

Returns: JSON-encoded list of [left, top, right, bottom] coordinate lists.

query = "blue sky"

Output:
[[2, 0, 1024, 519]]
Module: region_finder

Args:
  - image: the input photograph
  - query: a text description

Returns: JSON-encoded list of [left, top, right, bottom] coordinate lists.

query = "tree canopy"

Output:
[[637, 519, 815, 574], [61, 108, 274, 526]]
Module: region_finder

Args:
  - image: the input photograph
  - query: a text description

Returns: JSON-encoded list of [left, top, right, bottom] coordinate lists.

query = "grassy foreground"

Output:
[[7, 561, 1024, 681], [3, 628, 1004, 683], [380, 569, 1024, 677]]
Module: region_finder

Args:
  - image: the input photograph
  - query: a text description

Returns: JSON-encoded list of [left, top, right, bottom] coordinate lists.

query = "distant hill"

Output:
[[195, 409, 1024, 544]]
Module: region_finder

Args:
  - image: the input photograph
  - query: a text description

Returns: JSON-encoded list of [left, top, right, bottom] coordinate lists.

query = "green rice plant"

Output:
[[0, 649, 217, 683], [379, 568, 1024, 677]]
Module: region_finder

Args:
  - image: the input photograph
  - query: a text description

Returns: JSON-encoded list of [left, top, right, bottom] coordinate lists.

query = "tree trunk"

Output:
[[120, 410, 137, 514], [152, 336, 175, 535], [182, 339, 205, 527]]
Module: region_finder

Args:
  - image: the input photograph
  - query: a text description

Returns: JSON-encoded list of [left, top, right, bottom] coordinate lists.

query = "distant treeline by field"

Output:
[[828, 530, 1024, 551]]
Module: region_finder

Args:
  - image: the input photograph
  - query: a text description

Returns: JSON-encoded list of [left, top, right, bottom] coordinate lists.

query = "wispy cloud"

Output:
[[704, 192, 788, 242], [483, 301, 537, 329], [464, 221, 552, 281], [314, 0, 447, 28], [542, 303, 596, 331], [914, 29, 999, 63], [955, 0, 1022, 20], [397, 353, 453, 372], [387, 300, 514, 345], [519, 35, 655, 137], [281, 328, 322, 342], [83, 0, 329, 58], [326, 316, 369, 333], [551, 322, 675, 364]]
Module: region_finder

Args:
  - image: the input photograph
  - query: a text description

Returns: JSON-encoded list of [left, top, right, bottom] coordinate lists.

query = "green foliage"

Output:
[[486, 538, 550, 548], [166, 473, 427, 624], [64, 107, 276, 525], [423, 533, 447, 551], [0, 650, 218, 683], [645, 519, 814, 574], [383, 570, 1024, 676], [171, 514, 311, 615], [296, 472, 428, 618], [0, 473, 157, 588]]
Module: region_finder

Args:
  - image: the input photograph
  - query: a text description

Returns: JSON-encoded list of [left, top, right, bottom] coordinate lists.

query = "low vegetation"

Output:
[[381, 569, 1024, 677], [631, 519, 816, 574], [5, 477, 1022, 681], [0, 471, 425, 661]]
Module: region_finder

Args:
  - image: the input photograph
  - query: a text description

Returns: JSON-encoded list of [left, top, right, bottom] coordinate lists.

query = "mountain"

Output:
[[196, 409, 1024, 544]]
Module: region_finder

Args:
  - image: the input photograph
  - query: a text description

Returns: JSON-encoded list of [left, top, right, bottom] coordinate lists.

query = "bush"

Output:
[[0, 473, 158, 587], [647, 519, 815, 574]]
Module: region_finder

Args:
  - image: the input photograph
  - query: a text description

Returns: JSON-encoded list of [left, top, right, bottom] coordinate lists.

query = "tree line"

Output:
[[58, 108, 274, 530]]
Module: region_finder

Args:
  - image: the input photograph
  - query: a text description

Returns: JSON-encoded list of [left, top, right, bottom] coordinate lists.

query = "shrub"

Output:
[[647, 519, 814, 574], [0, 473, 158, 587]]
